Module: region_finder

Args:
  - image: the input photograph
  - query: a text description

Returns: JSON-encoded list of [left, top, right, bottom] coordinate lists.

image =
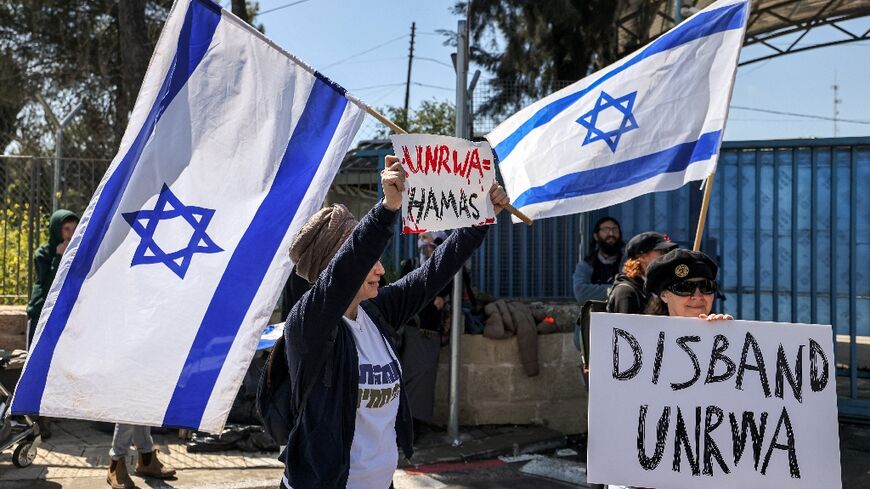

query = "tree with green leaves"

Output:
[[375, 99, 456, 138], [450, 0, 619, 116], [0, 0, 260, 157]]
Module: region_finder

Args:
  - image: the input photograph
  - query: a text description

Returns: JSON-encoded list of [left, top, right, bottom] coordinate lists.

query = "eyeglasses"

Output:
[[667, 279, 718, 296]]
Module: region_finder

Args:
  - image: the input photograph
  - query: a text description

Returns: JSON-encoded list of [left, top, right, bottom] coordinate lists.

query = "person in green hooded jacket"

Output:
[[26, 209, 79, 348]]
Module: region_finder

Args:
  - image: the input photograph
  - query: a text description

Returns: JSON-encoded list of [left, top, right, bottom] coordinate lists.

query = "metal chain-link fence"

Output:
[[0, 155, 109, 304], [471, 79, 574, 138]]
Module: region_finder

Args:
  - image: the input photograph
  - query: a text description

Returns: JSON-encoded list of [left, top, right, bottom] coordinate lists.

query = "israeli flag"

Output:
[[12, 0, 366, 432], [487, 0, 749, 221]]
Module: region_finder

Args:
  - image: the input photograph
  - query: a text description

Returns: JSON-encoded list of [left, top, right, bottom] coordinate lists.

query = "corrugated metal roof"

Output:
[[617, 0, 870, 57]]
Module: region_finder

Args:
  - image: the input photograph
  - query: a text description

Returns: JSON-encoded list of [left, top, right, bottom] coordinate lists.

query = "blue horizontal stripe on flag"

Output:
[[491, 1, 746, 162], [11, 0, 221, 415], [511, 130, 722, 209], [161, 78, 349, 429]]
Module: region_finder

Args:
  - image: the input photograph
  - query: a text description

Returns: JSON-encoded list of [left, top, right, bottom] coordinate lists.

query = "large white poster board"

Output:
[[587, 313, 841, 489], [390, 134, 496, 234]]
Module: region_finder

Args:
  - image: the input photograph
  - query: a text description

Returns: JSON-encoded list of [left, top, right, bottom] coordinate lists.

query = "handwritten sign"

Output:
[[390, 134, 496, 234], [587, 313, 841, 489]]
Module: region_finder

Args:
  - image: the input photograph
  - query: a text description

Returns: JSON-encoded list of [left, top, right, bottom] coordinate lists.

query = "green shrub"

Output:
[[0, 201, 49, 304]]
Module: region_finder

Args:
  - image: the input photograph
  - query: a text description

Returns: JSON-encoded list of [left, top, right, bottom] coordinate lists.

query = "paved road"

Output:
[[394, 458, 580, 489], [0, 468, 284, 489]]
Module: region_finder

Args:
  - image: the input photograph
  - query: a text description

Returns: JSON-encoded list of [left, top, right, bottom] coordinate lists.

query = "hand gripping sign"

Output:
[[587, 313, 841, 489], [390, 134, 496, 234]]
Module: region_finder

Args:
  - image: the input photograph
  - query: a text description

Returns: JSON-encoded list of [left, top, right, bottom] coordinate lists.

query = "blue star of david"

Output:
[[122, 184, 223, 279], [576, 90, 639, 153]]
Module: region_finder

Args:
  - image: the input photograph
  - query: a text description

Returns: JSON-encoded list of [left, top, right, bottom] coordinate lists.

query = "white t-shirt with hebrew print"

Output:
[[345, 307, 402, 489]]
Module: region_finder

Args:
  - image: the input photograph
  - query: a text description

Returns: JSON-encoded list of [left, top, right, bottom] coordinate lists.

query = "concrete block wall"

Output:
[[0, 305, 27, 351], [836, 335, 870, 370], [432, 332, 588, 434]]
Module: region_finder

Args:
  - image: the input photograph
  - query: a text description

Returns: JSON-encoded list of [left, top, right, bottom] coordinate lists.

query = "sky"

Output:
[[249, 0, 870, 143]]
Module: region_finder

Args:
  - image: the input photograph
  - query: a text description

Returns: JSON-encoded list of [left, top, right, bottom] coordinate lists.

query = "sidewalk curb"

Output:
[[0, 468, 284, 489], [402, 427, 566, 467]]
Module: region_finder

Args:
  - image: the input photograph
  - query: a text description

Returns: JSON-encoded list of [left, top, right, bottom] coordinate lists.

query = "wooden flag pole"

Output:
[[692, 173, 716, 251], [366, 107, 405, 135], [364, 105, 534, 226]]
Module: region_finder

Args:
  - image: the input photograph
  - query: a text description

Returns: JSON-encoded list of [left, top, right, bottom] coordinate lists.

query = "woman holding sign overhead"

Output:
[[643, 249, 732, 321], [278, 155, 509, 489]]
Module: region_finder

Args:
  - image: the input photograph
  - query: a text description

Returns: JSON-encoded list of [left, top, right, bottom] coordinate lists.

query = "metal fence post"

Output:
[[51, 102, 84, 212], [27, 157, 37, 301], [448, 17, 469, 447]]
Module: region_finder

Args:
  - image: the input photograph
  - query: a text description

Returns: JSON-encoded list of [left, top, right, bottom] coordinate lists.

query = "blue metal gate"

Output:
[[378, 136, 869, 417]]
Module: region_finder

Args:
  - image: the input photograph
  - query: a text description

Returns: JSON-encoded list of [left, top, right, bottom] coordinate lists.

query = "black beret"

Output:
[[625, 232, 677, 259], [645, 249, 719, 295]]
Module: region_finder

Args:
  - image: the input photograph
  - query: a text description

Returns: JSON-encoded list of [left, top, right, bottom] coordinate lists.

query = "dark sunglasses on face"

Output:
[[667, 279, 718, 296]]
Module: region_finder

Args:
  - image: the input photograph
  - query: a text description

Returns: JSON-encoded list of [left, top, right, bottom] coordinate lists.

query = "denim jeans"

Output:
[[110, 424, 154, 460]]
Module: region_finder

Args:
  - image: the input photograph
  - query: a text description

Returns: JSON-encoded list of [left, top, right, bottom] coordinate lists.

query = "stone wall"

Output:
[[0, 305, 27, 351], [432, 332, 588, 434]]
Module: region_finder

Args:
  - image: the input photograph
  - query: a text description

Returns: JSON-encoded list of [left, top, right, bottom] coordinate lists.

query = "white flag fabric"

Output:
[[486, 0, 749, 222], [12, 0, 365, 432]]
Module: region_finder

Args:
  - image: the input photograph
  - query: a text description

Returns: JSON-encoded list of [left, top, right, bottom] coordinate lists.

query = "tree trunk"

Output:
[[0, 53, 26, 152], [232, 0, 250, 24], [116, 0, 150, 143]]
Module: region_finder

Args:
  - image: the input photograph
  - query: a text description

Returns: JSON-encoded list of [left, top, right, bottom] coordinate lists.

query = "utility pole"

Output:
[[832, 73, 841, 137], [403, 22, 416, 130], [448, 18, 468, 448]]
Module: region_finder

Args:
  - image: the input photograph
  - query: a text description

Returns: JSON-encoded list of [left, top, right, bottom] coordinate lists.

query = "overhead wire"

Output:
[[416, 56, 453, 68], [333, 56, 406, 66], [730, 105, 870, 125], [321, 34, 409, 70], [413, 82, 453, 91], [349, 82, 406, 91], [255, 0, 314, 16]]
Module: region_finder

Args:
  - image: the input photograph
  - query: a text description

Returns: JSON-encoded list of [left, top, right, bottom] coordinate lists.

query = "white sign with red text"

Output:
[[390, 134, 496, 234]]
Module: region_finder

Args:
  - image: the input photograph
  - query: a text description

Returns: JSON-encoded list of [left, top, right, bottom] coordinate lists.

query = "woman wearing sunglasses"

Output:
[[643, 249, 732, 321]]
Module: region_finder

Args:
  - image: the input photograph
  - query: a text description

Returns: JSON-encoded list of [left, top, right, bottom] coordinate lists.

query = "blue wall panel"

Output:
[[380, 137, 868, 411], [383, 138, 870, 338]]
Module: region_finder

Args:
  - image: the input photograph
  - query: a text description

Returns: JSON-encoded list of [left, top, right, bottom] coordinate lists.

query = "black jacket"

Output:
[[27, 209, 79, 320], [282, 203, 488, 488], [606, 272, 648, 314], [584, 251, 621, 285]]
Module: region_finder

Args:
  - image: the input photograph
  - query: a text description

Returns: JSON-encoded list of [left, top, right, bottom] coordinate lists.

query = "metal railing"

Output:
[[0, 155, 110, 304], [2, 138, 866, 415]]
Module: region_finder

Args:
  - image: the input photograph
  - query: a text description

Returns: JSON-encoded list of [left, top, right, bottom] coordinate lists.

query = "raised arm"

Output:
[[371, 183, 510, 328], [285, 158, 405, 364], [286, 203, 397, 355]]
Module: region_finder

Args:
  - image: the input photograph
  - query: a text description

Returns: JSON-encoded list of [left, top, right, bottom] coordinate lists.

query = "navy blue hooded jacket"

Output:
[[282, 203, 488, 488]]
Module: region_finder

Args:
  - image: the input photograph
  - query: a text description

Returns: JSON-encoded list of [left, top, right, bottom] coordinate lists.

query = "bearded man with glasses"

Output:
[[573, 217, 624, 305]]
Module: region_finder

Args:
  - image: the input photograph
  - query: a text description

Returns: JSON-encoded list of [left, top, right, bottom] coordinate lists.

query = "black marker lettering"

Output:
[[761, 407, 800, 479], [652, 331, 665, 384], [671, 336, 702, 391], [775, 344, 803, 402], [809, 339, 830, 392], [637, 405, 670, 471], [612, 328, 643, 380], [736, 332, 772, 397], [705, 334, 736, 384]]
